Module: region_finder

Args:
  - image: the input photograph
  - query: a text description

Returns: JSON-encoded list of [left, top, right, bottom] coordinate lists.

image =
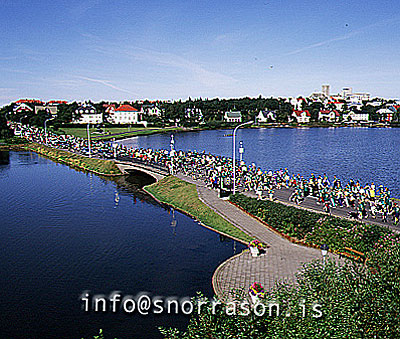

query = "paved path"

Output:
[[176, 173, 325, 301]]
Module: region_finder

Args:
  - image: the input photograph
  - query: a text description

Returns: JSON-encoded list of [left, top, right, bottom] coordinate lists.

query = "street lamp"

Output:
[[113, 142, 118, 159], [87, 123, 92, 158], [320, 244, 329, 264], [233, 121, 253, 194], [44, 116, 55, 145], [19, 115, 28, 124], [239, 141, 244, 163], [170, 134, 175, 174]]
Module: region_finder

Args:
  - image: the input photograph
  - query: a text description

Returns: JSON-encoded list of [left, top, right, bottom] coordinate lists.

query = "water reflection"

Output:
[[0, 151, 246, 338], [170, 208, 177, 235]]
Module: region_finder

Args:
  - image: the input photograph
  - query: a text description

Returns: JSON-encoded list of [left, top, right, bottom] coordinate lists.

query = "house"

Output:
[[292, 110, 311, 123], [13, 103, 33, 114], [34, 105, 58, 115], [73, 103, 102, 124], [107, 104, 140, 124], [142, 104, 162, 117], [377, 108, 394, 123], [256, 110, 276, 123], [185, 107, 203, 122], [290, 97, 307, 110], [224, 111, 242, 123], [318, 110, 339, 122], [343, 111, 369, 123], [327, 100, 345, 111]]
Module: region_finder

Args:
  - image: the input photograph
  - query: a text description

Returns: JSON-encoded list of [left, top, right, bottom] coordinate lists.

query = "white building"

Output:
[[107, 104, 140, 124], [224, 111, 242, 123], [185, 107, 203, 122], [256, 110, 276, 123], [73, 103, 102, 124], [343, 111, 369, 123], [318, 110, 339, 122], [292, 110, 311, 123], [290, 97, 307, 110], [142, 104, 162, 117], [13, 103, 33, 114]]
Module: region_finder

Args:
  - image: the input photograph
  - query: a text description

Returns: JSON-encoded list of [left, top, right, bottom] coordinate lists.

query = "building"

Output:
[[142, 104, 162, 117], [327, 100, 345, 111], [34, 105, 58, 115], [322, 84, 330, 97], [318, 110, 339, 122], [256, 110, 276, 123], [13, 103, 33, 114], [377, 108, 394, 123], [290, 97, 307, 110], [343, 111, 369, 123], [185, 107, 203, 122], [224, 111, 242, 123], [107, 104, 140, 124], [73, 103, 102, 124], [292, 110, 311, 123], [341, 87, 353, 100]]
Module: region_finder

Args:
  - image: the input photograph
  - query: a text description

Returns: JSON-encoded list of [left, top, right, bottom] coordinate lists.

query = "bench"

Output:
[[338, 247, 366, 263]]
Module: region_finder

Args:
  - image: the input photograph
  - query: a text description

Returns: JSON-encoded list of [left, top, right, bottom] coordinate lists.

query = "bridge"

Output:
[[115, 156, 169, 181]]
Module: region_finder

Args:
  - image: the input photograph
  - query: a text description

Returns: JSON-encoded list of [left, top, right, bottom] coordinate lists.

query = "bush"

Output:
[[230, 194, 396, 255]]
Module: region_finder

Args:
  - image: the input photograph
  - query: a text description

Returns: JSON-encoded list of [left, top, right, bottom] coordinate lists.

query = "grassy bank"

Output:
[[24, 143, 122, 176], [144, 176, 252, 243]]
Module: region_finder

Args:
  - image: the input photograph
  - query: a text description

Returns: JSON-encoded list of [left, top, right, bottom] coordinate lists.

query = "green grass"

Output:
[[58, 126, 185, 140], [144, 176, 252, 243], [24, 142, 122, 176]]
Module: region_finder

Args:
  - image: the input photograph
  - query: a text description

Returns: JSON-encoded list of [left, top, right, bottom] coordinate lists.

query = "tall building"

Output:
[[341, 87, 353, 99], [322, 84, 330, 97]]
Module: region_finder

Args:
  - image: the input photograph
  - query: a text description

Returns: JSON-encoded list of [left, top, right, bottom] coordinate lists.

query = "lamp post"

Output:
[[170, 134, 175, 174], [113, 141, 118, 159], [19, 115, 28, 124], [320, 244, 329, 264], [44, 116, 55, 145], [239, 141, 244, 163], [87, 123, 92, 158], [233, 121, 253, 194]]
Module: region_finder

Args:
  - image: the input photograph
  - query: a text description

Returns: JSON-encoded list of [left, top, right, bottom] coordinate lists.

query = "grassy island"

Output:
[[144, 176, 252, 243]]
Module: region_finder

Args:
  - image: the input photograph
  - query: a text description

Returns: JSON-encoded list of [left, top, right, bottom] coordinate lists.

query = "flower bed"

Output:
[[230, 193, 397, 256]]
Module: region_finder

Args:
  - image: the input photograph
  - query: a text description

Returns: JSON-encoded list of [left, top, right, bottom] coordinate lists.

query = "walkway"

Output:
[[176, 173, 325, 301]]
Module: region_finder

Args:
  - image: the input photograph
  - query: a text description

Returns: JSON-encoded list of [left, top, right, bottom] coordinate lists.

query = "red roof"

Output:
[[115, 104, 138, 112], [293, 110, 310, 117]]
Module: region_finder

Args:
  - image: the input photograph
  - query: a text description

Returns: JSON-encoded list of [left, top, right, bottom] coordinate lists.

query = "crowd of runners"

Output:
[[10, 122, 400, 226]]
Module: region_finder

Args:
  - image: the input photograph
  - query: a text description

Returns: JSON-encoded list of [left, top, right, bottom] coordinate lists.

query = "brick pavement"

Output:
[[176, 173, 325, 300]]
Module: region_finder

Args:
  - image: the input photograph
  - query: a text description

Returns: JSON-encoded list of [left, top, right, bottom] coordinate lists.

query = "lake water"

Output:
[[0, 151, 243, 339], [120, 127, 400, 197]]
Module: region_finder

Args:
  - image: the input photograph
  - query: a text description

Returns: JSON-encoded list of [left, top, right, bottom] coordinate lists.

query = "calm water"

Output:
[[120, 127, 400, 197], [0, 151, 243, 339]]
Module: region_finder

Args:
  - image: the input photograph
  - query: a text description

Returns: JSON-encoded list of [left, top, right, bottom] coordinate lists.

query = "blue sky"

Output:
[[0, 0, 399, 105]]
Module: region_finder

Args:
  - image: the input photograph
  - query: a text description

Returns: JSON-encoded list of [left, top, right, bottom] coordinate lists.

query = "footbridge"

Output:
[[115, 156, 169, 181]]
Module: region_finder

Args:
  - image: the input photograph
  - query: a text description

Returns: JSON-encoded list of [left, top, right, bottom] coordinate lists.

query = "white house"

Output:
[[290, 97, 307, 110], [73, 103, 102, 124], [142, 104, 162, 117], [343, 111, 369, 123], [13, 103, 33, 114], [224, 111, 242, 123], [377, 108, 394, 123], [327, 100, 345, 111], [107, 104, 140, 124], [318, 110, 339, 122], [185, 107, 203, 122], [292, 110, 311, 123], [256, 110, 276, 123]]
